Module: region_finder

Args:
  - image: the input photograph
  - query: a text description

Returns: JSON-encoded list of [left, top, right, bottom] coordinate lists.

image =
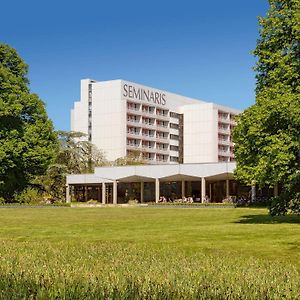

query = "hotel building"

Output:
[[71, 79, 241, 164], [66, 79, 259, 204]]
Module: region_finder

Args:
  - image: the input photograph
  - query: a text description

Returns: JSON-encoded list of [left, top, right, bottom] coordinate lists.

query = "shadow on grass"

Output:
[[236, 214, 300, 224]]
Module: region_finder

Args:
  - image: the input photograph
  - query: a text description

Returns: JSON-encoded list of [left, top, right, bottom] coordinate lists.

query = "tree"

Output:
[[233, 0, 300, 215], [35, 131, 108, 201], [0, 44, 58, 200], [55, 131, 107, 173], [114, 150, 146, 166]]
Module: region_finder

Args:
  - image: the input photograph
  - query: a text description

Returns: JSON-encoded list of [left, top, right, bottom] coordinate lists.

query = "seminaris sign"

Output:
[[123, 83, 166, 106]]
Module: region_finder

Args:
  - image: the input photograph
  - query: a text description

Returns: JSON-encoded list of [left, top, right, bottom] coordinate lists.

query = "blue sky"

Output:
[[1, 0, 269, 130]]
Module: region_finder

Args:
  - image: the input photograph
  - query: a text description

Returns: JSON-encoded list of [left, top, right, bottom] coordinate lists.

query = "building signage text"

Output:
[[123, 84, 166, 106]]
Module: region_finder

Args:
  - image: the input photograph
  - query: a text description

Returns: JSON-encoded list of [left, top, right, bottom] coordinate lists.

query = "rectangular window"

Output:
[[170, 134, 179, 140], [170, 156, 178, 162], [170, 123, 179, 129], [170, 112, 179, 118], [170, 145, 179, 151]]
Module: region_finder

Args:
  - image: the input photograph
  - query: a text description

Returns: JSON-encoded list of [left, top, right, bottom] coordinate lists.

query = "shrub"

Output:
[[87, 199, 98, 204], [14, 187, 43, 204], [0, 197, 5, 205]]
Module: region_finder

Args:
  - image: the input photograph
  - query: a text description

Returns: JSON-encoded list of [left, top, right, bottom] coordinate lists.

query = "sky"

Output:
[[1, 0, 269, 131]]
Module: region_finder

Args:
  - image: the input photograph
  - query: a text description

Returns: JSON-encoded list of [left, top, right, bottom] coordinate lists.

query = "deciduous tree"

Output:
[[0, 44, 58, 200], [36, 131, 108, 200], [233, 0, 300, 215]]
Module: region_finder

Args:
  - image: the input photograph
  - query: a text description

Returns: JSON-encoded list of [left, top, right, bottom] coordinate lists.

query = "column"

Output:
[[181, 180, 185, 198], [155, 178, 160, 203], [226, 179, 230, 199], [140, 182, 144, 203], [274, 184, 278, 197], [66, 184, 70, 203], [187, 181, 192, 196], [85, 186, 88, 202], [209, 183, 212, 202], [113, 181, 118, 205], [201, 177, 206, 203], [102, 182, 106, 204], [97, 186, 101, 202], [251, 185, 256, 202]]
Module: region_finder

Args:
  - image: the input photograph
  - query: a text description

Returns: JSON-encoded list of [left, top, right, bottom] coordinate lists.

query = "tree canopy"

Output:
[[233, 0, 300, 215], [34, 131, 108, 201], [0, 44, 58, 200], [113, 150, 146, 166]]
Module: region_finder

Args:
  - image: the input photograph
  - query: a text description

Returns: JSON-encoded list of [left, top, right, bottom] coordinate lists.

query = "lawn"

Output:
[[0, 207, 299, 299]]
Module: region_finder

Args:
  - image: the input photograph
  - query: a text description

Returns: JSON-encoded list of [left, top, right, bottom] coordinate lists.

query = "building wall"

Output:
[[180, 103, 217, 163], [71, 79, 241, 163], [91, 80, 125, 161]]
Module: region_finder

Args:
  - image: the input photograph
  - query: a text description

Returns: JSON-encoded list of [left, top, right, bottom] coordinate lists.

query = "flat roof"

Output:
[[67, 162, 236, 184]]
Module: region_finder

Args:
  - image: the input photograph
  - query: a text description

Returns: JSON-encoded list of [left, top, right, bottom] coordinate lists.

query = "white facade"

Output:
[[66, 162, 236, 204], [71, 79, 241, 164]]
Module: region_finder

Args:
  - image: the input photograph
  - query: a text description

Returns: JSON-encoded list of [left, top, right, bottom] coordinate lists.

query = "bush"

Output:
[[87, 199, 99, 204], [222, 196, 236, 204], [288, 193, 300, 214], [14, 187, 44, 204], [270, 193, 300, 216]]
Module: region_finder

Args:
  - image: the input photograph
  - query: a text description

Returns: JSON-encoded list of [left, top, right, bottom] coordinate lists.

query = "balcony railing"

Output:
[[218, 128, 230, 134], [127, 132, 141, 138], [141, 122, 156, 129], [141, 146, 156, 153], [127, 107, 142, 114], [156, 159, 169, 163], [127, 144, 141, 150], [127, 119, 142, 127], [156, 147, 169, 154], [156, 125, 169, 132], [141, 110, 156, 117], [218, 117, 230, 124], [218, 139, 231, 146], [218, 150, 230, 156], [141, 133, 156, 139], [156, 114, 169, 121]]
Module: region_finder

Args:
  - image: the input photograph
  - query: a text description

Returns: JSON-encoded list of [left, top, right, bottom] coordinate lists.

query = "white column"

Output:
[[155, 178, 160, 203], [251, 185, 256, 202], [274, 184, 278, 197], [140, 182, 144, 203], [98, 186, 101, 202], [226, 179, 230, 198], [66, 184, 70, 203], [201, 177, 206, 203], [102, 182, 106, 204], [85, 186, 88, 202], [181, 180, 185, 198], [113, 181, 118, 204]]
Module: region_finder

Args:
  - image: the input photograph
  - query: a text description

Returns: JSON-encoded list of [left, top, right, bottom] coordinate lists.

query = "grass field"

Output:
[[0, 207, 299, 299]]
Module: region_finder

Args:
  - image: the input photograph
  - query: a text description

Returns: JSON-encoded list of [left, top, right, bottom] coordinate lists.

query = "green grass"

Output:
[[0, 207, 299, 299]]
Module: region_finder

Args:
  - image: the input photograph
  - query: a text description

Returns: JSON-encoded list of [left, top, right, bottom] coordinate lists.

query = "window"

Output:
[[170, 123, 179, 129], [170, 112, 179, 118], [170, 134, 179, 140], [170, 145, 179, 151]]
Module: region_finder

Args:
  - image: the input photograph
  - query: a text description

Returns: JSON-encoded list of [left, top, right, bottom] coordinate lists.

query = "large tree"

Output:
[[114, 150, 146, 166], [35, 131, 108, 201], [233, 0, 300, 214], [0, 44, 58, 200]]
